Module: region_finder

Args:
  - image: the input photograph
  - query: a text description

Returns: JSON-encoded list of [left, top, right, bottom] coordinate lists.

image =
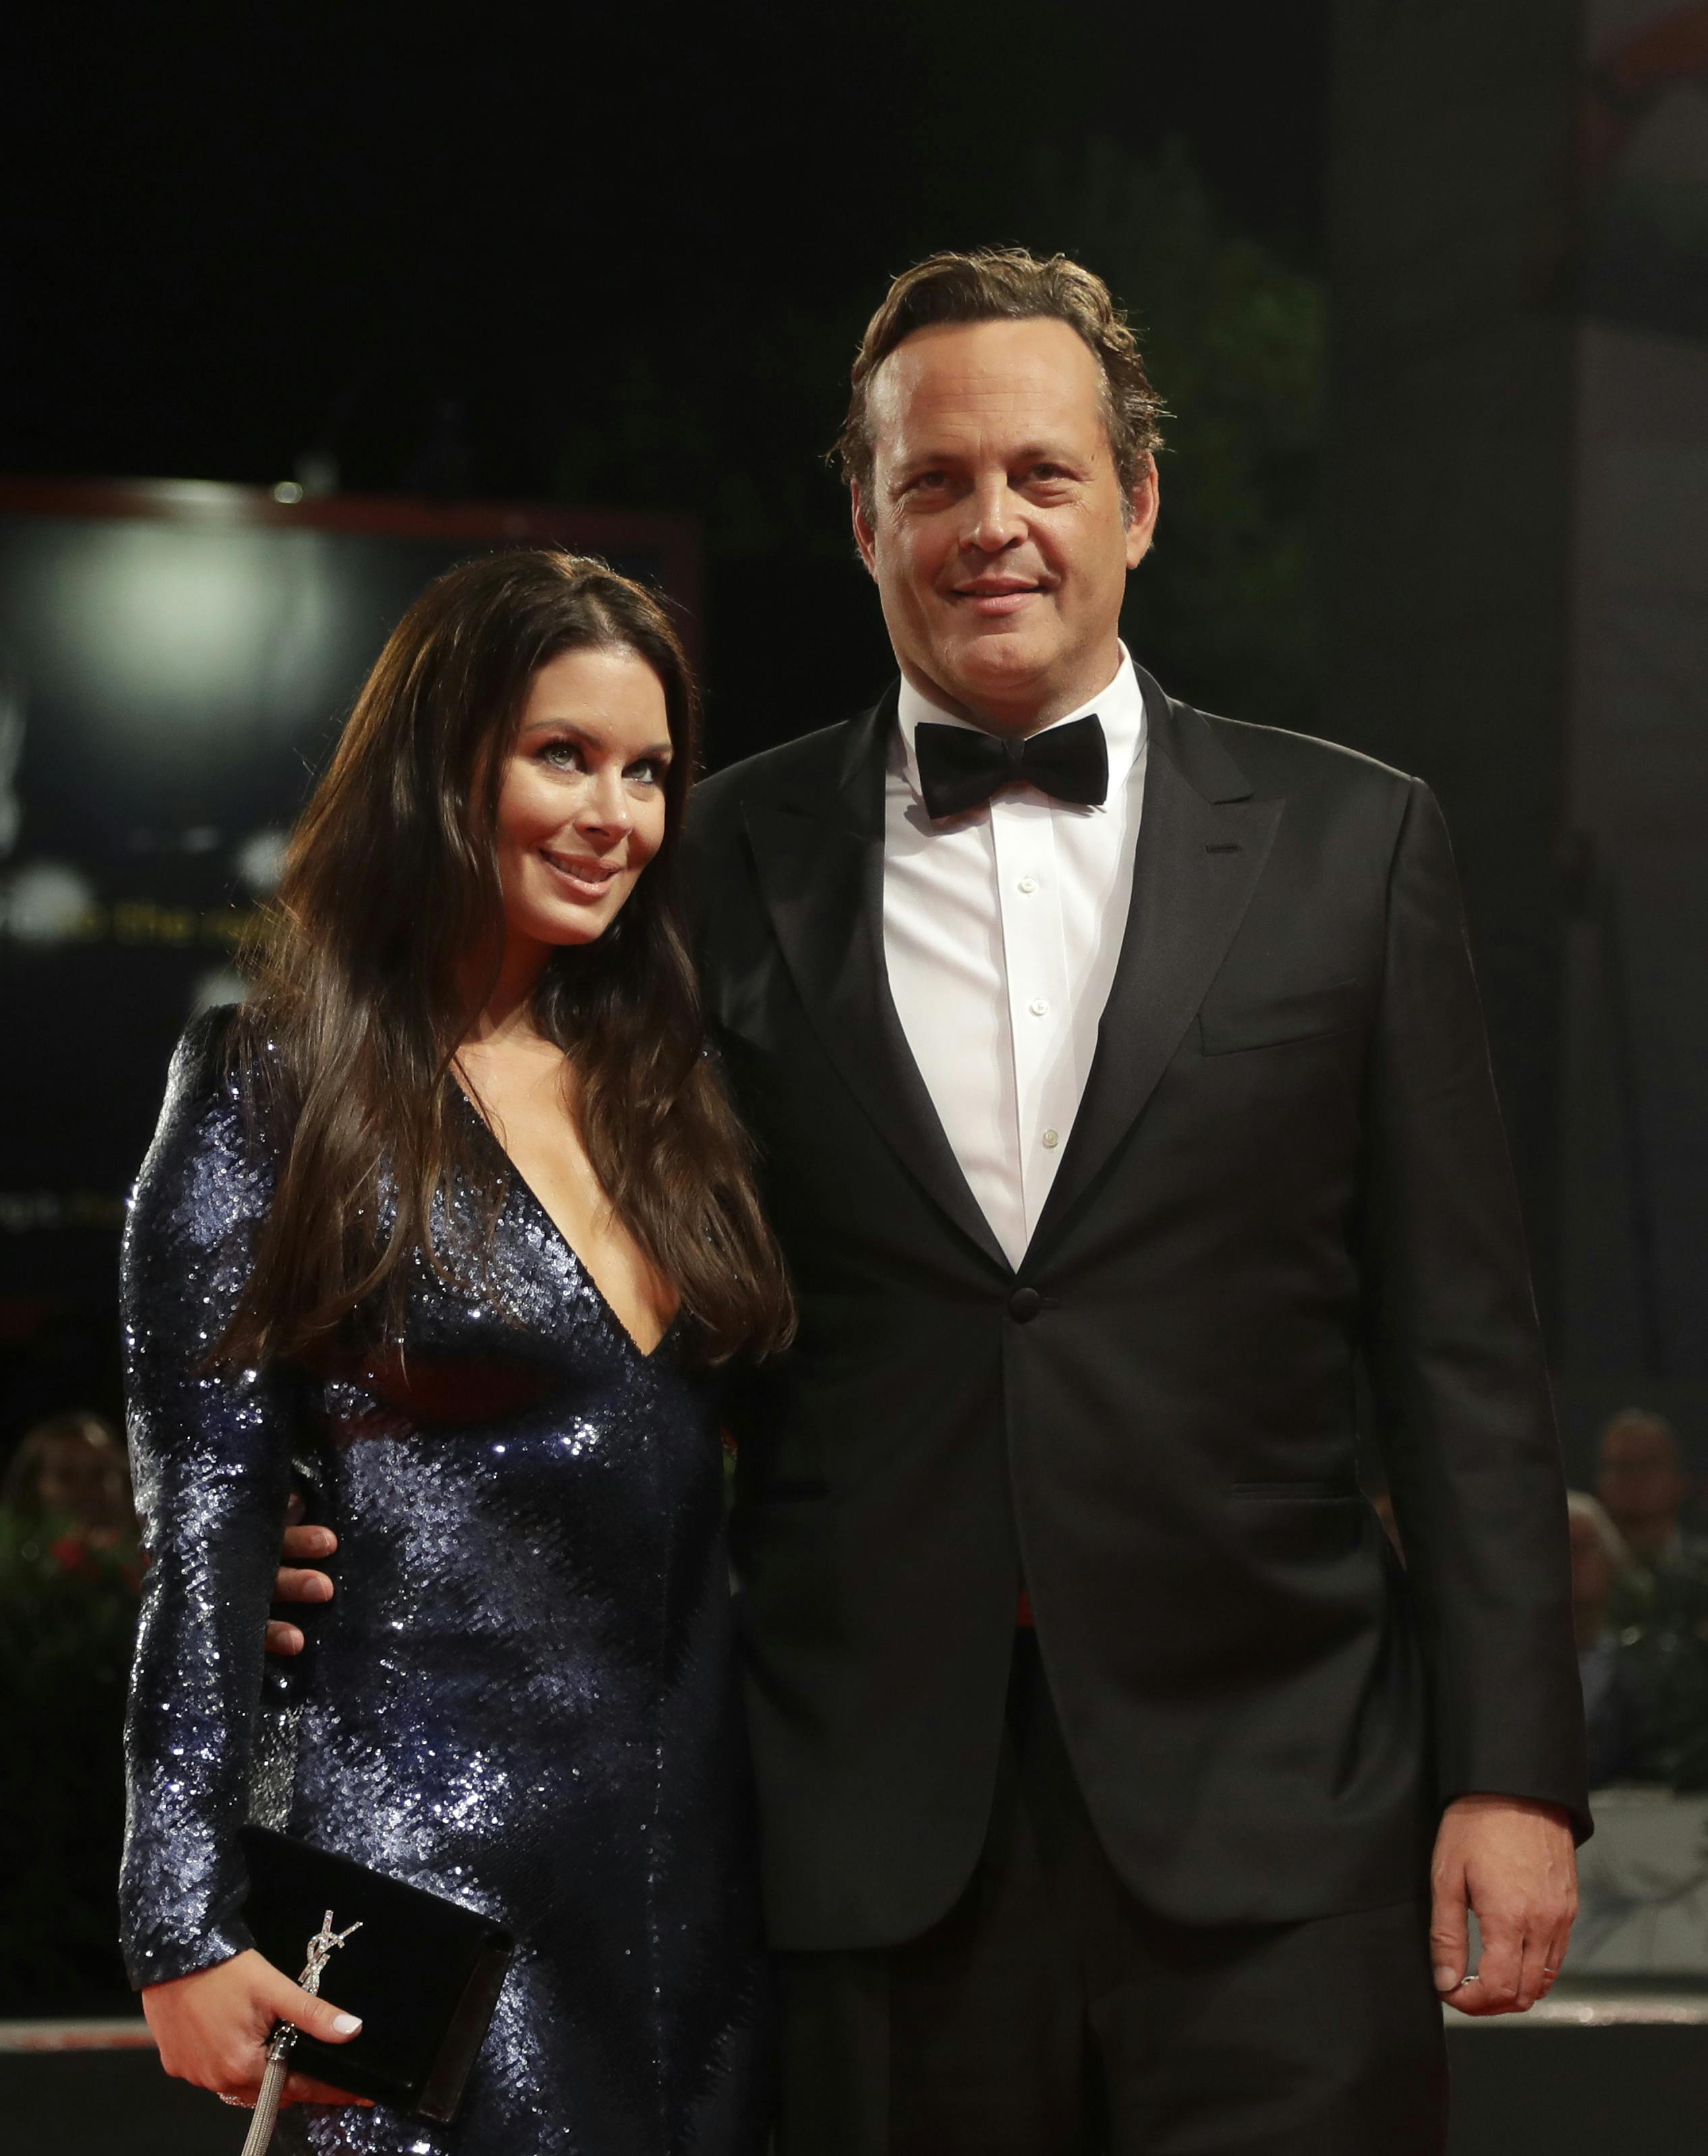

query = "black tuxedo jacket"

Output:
[[687, 671, 1588, 1952]]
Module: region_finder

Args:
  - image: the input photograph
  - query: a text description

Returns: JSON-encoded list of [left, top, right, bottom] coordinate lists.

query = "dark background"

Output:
[[1, 3, 1330, 760]]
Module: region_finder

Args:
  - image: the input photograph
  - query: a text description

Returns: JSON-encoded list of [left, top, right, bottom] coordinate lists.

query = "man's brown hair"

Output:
[[834, 247, 1166, 500]]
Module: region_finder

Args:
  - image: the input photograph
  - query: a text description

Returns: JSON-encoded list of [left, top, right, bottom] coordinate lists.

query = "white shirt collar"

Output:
[[893, 644, 1147, 810]]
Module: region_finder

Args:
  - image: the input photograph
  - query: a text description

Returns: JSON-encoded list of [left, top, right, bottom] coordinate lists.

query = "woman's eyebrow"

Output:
[[521, 716, 593, 737], [519, 717, 672, 762]]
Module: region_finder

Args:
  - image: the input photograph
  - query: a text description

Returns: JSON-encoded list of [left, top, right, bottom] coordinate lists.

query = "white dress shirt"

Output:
[[882, 647, 1148, 1268]]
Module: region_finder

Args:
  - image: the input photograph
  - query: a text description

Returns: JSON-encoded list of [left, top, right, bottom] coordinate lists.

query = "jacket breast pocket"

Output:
[[1228, 1480, 1363, 1503], [1198, 978, 1367, 1057]]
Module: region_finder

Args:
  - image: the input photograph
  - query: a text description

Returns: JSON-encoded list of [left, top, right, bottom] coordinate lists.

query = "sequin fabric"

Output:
[[119, 1013, 770, 2155]]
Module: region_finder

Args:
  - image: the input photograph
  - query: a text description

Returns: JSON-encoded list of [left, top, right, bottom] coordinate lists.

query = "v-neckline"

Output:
[[451, 1080, 681, 1363]]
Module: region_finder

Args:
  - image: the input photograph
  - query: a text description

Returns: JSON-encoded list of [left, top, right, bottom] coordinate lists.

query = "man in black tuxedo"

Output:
[[274, 250, 1586, 2151], [685, 249, 1585, 2154]]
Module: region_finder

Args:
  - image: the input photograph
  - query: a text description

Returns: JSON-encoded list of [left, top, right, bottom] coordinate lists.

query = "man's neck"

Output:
[[898, 646, 1126, 739]]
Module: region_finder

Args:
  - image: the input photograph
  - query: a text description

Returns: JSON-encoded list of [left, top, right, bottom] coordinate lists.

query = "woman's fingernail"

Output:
[[1434, 1966, 1458, 1991], [332, 2014, 362, 2035]]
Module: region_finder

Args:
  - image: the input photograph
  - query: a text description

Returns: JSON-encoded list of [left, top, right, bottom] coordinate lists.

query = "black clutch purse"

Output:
[[237, 1826, 514, 2123]]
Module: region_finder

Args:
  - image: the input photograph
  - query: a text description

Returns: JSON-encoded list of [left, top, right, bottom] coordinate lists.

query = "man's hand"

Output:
[[266, 1498, 337, 1657], [1430, 1793, 1577, 2016]]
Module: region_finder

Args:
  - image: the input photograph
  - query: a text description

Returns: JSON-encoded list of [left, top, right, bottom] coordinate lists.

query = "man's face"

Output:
[[852, 317, 1158, 737], [1597, 1421, 1688, 1536]]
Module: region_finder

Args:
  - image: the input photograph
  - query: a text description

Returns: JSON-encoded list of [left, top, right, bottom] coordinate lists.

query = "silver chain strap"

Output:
[[236, 1911, 362, 2156]]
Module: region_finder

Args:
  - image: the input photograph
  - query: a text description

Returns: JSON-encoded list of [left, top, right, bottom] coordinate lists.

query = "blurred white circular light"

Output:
[[273, 480, 304, 504], [192, 965, 251, 1015], [40, 526, 281, 730], [3, 861, 98, 942], [234, 826, 289, 896]]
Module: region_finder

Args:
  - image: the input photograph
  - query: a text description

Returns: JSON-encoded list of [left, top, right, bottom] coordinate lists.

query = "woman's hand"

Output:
[[142, 1948, 372, 2108]]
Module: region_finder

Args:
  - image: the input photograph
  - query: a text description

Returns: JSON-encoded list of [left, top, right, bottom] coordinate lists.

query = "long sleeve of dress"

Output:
[[119, 1013, 297, 1989]]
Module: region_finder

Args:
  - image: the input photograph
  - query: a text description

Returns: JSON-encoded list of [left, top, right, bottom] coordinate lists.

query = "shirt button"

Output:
[[1042, 1129, 1060, 1150], [1017, 876, 1038, 895], [1029, 997, 1049, 1017]]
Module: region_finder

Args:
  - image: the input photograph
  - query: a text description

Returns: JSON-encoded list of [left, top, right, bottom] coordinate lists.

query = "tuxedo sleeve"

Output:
[[1360, 779, 1590, 1839]]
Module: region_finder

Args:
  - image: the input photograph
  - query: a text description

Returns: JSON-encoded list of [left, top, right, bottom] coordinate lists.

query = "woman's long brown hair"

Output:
[[219, 547, 793, 1368]]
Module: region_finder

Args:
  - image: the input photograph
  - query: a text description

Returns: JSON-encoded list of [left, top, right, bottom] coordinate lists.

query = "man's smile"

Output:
[[948, 575, 1049, 617]]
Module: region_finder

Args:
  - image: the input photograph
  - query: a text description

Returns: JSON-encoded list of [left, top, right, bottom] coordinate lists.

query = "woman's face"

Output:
[[495, 645, 673, 950]]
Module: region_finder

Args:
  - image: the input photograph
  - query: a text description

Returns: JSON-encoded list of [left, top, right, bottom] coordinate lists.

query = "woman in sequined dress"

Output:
[[120, 551, 793, 2154]]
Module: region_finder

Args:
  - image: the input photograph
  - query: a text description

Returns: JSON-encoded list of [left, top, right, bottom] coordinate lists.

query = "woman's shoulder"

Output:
[[154, 1003, 279, 1126], [134, 1004, 288, 1219], [168, 998, 244, 1080], [171, 998, 291, 1085]]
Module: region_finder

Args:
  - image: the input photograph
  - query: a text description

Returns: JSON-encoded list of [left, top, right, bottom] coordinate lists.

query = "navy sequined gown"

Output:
[[119, 1014, 770, 2155]]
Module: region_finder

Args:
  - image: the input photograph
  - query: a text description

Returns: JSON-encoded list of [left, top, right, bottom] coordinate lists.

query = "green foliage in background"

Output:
[[0, 1509, 139, 2012], [552, 136, 1323, 736], [1018, 138, 1323, 732]]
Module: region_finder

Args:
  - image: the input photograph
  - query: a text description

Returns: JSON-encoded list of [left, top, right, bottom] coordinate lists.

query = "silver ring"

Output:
[[219, 2095, 253, 2108], [1543, 1965, 1559, 1975]]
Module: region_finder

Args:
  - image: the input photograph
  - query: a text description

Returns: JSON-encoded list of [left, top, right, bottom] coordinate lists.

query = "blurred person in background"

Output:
[[1, 1408, 135, 1547], [1596, 1408, 1702, 1568], [1565, 1492, 1640, 1786], [120, 551, 791, 2153], [1, 1408, 139, 1591], [1595, 1413, 1708, 1792], [1, 1411, 140, 2012]]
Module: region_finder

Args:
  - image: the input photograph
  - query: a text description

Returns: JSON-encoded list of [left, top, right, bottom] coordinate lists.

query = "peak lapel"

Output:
[[1029, 689, 1284, 1257], [743, 694, 1010, 1276]]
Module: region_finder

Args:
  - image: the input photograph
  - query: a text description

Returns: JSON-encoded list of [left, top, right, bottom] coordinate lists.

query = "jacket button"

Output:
[[1008, 1286, 1044, 1323]]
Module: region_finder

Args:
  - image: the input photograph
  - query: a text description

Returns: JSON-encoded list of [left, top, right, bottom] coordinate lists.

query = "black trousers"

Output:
[[775, 1634, 1447, 2155]]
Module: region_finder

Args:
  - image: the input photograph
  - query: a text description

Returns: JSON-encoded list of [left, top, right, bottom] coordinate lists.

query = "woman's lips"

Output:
[[541, 849, 621, 899]]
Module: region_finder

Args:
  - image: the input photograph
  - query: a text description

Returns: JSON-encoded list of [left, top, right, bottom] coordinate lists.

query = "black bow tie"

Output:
[[913, 714, 1108, 821]]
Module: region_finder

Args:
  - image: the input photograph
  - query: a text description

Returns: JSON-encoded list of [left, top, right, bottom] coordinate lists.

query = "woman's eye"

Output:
[[626, 759, 666, 787], [537, 739, 583, 769]]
